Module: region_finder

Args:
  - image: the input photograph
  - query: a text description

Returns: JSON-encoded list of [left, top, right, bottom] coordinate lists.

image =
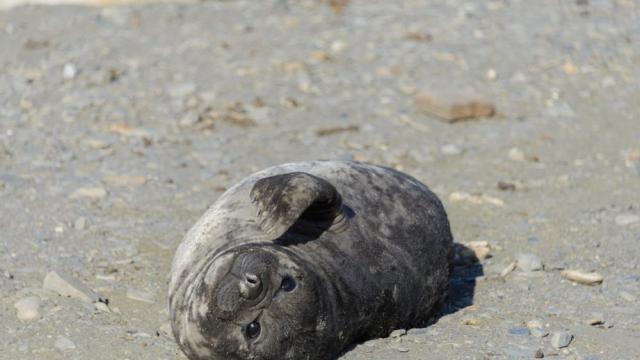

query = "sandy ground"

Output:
[[1, 0, 639, 359]]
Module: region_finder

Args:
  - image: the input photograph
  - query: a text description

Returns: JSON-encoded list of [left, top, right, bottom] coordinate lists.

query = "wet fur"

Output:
[[169, 161, 453, 360]]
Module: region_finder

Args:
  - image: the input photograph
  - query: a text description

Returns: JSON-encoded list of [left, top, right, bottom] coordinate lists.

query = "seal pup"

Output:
[[169, 161, 453, 360]]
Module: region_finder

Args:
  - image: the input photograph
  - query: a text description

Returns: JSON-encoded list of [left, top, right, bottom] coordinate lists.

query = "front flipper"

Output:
[[249, 172, 344, 238]]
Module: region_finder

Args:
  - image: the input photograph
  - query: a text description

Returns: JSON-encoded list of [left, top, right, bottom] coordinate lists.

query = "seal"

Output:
[[169, 161, 453, 360]]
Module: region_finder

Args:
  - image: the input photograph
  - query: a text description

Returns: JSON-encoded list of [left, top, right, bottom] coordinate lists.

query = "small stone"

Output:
[[500, 261, 517, 277], [516, 253, 544, 272], [440, 144, 463, 155], [395, 346, 409, 352], [126, 287, 155, 304], [550, 331, 573, 349], [330, 39, 347, 53], [178, 111, 199, 127], [103, 175, 147, 187], [43, 270, 98, 303], [560, 270, 603, 285], [83, 138, 111, 150], [14, 296, 41, 321], [168, 83, 197, 99], [615, 214, 639, 226], [54, 336, 76, 351], [509, 327, 529, 336], [534, 349, 544, 358], [448, 191, 504, 207], [526, 319, 544, 329], [497, 181, 517, 191], [62, 63, 77, 80], [389, 329, 406, 338], [94, 301, 111, 313], [414, 91, 495, 122], [463, 318, 480, 326], [530, 327, 549, 338], [74, 217, 86, 230], [562, 60, 578, 75], [486, 68, 497, 81], [69, 187, 107, 200], [586, 314, 605, 326], [508, 147, 526, 161]]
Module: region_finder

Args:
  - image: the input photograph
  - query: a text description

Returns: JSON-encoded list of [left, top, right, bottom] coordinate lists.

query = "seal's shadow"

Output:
[[436, 242, 484, 319]]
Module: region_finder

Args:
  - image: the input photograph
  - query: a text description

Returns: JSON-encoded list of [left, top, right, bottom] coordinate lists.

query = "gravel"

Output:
[[516, 253, 544, 272], [42, 271, 98, 303], [550, 331, 573, 349], [13, 296, 41, 321]]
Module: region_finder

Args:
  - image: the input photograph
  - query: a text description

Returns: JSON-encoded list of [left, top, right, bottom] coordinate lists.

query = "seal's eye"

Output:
[[246, 321, 261, 339], [280, 276, 296, 292]]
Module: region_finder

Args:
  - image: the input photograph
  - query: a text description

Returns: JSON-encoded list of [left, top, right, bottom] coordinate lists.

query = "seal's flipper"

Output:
[[250, 172, 343, 238]]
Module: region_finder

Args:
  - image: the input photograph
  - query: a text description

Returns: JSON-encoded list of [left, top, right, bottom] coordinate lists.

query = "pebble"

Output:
[[448, 191, 505, 207], [74, 217, 86, 230], [526, 319, 544, 329], [534, 349, 545, 358], [179, 111, 199, 127], [516, 253, 544, 272], [615, 214, 639, 226], [126, 287, 155, 304], [14, 296, 41, 321], [509, 327, 529, 336], [62, 63, 77, 80], [157, 322, 173, 338], [585, 314, 605, 326], [43, 270, 98, 303], [167, 82, 196, 99], [103, 175, 147, 187], [395, 346, 410, 352], [69, 187, 107, 200], [560, 269, 603, 285], [389, 329, 406, 338], [54, 336, 76, 351], [550, 331, 573, 348], [440, 144, 463, 155], [508, 147, 526, 161], [414, 91, 495, 122], [94, 301, 111, 313], [500, 261, 517, 277], [526, 319, 549, 338], [530, 327, 549, 338]]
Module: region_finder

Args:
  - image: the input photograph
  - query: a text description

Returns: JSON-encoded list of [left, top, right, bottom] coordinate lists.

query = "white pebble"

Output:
[[516, 253, 544, 272], [62, 63, 77, 80], [54, 336, 76, 351], [440, 144, 463, 155], [43, 270, 98, 303], [14, 296, 41, 321], [508, 147, 526, 161], [69, 187, 107, 200], [550, 331, 573, 348], [615, 213, 639, 226]]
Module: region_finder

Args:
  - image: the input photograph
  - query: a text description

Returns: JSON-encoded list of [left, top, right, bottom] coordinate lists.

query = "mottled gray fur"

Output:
[[169, 161, 453, 360]]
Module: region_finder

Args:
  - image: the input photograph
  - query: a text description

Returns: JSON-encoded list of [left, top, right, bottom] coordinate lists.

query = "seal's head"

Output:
[[175, 246, 329, 360]]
